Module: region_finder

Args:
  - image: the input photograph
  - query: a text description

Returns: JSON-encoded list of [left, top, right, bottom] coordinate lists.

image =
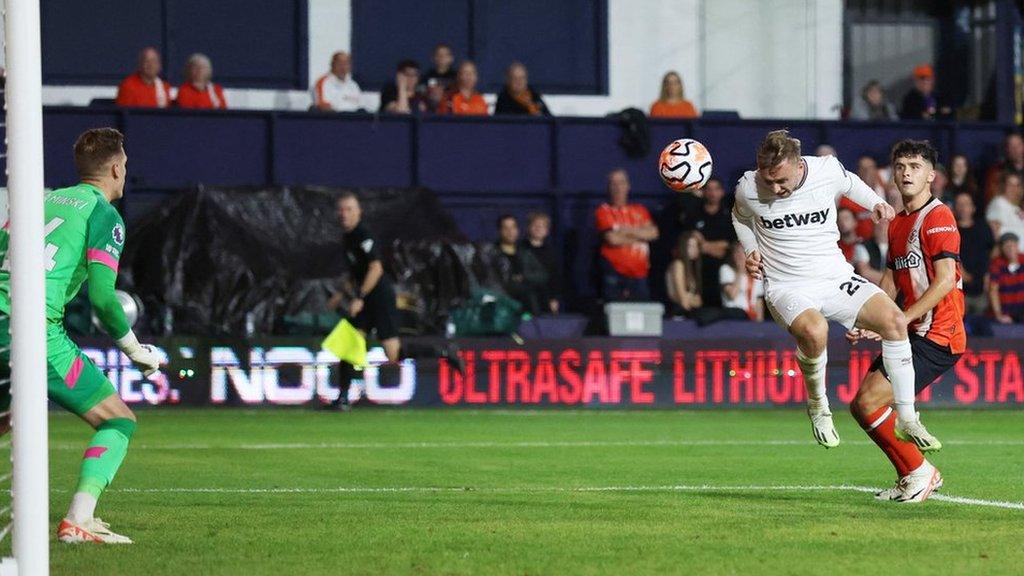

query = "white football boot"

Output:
[[807, 403, 840, 448], [893, 461, 944, 504], [57, 517, 133, 544], [894, 412, 942, 452]]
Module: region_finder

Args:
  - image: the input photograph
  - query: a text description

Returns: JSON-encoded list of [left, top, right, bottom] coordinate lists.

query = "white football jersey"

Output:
[[732, 155, 882, 284]]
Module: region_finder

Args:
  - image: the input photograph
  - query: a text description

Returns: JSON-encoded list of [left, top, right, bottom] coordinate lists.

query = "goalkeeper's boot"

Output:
[[894, 412, 942, 452], [893, 461, 943, 504], [57, 517, 133, 544], [807, 403, 840, 448]]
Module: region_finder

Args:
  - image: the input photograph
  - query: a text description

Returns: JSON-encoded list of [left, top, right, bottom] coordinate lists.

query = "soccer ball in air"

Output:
[[658, 138, 713, 192]]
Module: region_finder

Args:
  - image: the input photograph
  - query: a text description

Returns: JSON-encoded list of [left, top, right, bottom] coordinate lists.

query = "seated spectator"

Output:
[[985, 172, 1024, 250], [719, 242, 764, 321], [665, 231, 703, 316], [853, 220, 887, 285], [899, 64, 947, 120], [956, 192, 994, 315], [493, 215, 548, 315], [115, 47, 171, 108], [989, 232, 1024, 323], [842, 155, 887, 239], [947, 154, 979, 201], [815, 144, 837, 157], [311, 51, 362, 112], [649, 71, 698, 119], [176, 53, 227, 109], [422, 44, 456, 90], [850, 79, 897, 120], [837, 207, 862, 263], [931, 164, 951, 207], [596, 169, 659, 301], [520, 212, 561, 314], [678, 177, 735, 307], [984, 132, 1024, 202], [380, 60, 428, 115], [438, 61, 488, 116], [495, 62, 549, 116]]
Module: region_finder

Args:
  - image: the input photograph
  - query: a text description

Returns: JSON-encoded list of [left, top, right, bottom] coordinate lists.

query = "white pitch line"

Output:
[[39, 438, 1024, 451], [94, 484, 1024, 511]]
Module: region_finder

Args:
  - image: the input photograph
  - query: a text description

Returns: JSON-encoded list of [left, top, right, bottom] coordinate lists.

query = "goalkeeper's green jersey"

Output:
[[0, 183, 129, 337]]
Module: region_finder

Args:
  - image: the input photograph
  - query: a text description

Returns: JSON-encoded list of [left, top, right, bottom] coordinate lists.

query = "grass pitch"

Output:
[[27, 408, 1024, 575]]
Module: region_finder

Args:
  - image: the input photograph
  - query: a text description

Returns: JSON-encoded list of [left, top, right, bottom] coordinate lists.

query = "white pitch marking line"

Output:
[[95, 484, 1024, 510], [41, 438, 1024, 451]]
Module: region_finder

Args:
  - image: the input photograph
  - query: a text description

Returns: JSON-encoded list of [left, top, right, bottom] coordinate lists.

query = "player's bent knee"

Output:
[[851, 373, 893, 417], [790, 317, 828, 356]]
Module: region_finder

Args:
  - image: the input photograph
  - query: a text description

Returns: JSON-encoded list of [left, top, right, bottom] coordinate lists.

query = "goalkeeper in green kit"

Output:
[[0, 128, 160, 544]]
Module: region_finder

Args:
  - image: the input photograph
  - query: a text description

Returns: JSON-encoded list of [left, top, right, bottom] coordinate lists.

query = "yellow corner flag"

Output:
[[321, 318, 367, 367]]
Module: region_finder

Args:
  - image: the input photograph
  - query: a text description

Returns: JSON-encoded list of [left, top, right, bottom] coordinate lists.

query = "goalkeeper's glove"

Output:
[[116, 331, 161, 377]]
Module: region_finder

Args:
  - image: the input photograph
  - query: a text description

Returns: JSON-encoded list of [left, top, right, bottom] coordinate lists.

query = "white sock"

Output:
[[67, 491, 97, 523], [796, 349, 828, 411], [882, 339, 917, 422]]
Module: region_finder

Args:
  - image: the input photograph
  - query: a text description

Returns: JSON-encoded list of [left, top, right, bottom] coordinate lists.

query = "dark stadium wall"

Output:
[[350, 0, 608, 95], [40, 0, 309, 89]]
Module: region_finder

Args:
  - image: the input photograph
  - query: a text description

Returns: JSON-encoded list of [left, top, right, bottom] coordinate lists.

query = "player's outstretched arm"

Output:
[[86, 263, 160, 377], [834, 156, 893, 221], [86, 204, 160, 376]]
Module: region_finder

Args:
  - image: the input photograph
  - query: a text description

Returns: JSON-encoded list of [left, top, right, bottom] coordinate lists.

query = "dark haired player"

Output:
[[847, 140, 965, 503], [0, 128, 161, 543], [327, 192, 460, 409]]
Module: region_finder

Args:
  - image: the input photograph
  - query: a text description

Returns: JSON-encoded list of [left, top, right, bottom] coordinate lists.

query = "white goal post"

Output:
[[2, 0, 50, 574]]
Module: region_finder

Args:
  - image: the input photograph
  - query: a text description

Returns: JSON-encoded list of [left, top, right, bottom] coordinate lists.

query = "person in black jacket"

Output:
[[520, 212, 561, 314], [492, 214, 549, 314], [495, 62, 550, 116]]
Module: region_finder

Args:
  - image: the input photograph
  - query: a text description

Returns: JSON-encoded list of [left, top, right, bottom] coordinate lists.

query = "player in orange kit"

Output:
[[847, 139, 966, 503]]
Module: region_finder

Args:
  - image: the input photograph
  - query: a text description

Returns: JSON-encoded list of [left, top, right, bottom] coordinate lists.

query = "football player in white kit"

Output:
[[731, 130, 939, 449]]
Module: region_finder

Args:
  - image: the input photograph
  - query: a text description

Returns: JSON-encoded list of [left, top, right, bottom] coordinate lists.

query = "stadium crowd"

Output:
[[115, 45, 971, 124], [108, 44, 1024, 327], [487, 138, 1024, 327]]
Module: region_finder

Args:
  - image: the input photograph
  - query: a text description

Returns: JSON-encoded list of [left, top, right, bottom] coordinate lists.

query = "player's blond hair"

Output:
[[756, 130, 802, 169]]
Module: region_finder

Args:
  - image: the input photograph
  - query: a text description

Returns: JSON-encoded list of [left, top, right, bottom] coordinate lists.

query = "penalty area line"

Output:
[[92, 484, 1024, 511]]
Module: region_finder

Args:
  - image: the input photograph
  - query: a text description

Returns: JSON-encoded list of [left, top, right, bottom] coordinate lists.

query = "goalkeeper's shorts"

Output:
[[0, 315, 118, 417]]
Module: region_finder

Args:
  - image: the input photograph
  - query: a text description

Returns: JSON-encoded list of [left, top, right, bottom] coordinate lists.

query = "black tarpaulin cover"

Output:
[[120, 185, 487, 336]]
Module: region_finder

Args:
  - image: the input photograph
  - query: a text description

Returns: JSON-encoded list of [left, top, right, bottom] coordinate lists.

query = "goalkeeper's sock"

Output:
[[68, 418, 136, 523], [882, 339, 917, 422], [796, 349, 829, 411]]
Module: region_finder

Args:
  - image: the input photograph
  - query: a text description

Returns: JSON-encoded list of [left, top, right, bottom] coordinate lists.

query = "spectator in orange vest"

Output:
[[596, 169, 659, 301], [649, 71, 698, 119], [438, 61, 488, 116], [176, 53, 227, 109], [115, 47, 171, 108]]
